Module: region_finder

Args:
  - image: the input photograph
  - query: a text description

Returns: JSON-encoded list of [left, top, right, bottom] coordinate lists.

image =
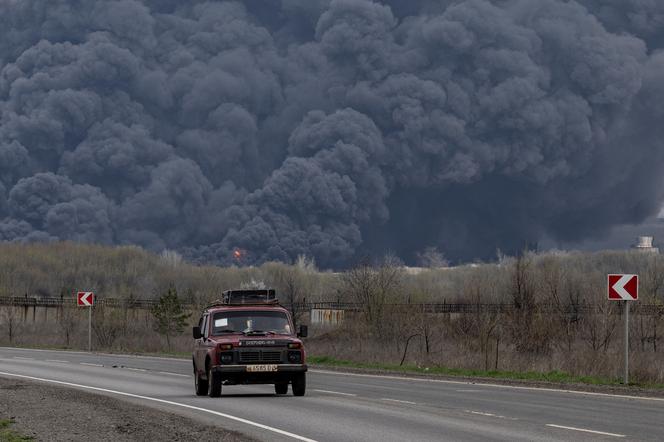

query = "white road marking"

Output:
[[125, 367, 147, 372], [79, 362, 103, 367], [0, 371, 318, 442], [45, 360, 70, 363], [158, 371, 189, 378], [311, 369, 664, 402], [313, 389, 357, 397], [467, 410, 496, 417], [13, 357, 34, 360], [546, 424, 625, 438], [465, 410, 517, 420], [456, 389, 481, 392], [381, 398, 416, 405]]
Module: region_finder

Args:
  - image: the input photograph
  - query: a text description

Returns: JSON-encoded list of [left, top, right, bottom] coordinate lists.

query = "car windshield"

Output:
[[211, 311, 292, 336]]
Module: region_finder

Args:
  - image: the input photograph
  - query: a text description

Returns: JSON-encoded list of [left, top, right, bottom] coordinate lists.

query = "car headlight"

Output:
[[220, 352, 233, 364], [287, 351, 302, 363]]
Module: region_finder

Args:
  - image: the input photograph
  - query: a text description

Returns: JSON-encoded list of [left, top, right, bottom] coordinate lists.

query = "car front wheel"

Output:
[[194, 363, 208, 396], [275, 382, 288, 395], [292, 373, 306, 397], [207, 365, 222, 397]]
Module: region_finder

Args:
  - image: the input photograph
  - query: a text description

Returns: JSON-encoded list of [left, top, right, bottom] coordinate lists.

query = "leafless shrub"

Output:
[[59, 306, 79, 348], [92, 306, 124, 349]]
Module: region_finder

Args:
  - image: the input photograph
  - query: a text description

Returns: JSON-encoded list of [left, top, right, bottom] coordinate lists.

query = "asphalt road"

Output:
[[1, 347, 662, 441]]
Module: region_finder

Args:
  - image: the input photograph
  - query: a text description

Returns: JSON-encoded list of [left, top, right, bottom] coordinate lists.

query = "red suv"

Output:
[[192, 289, 308, 397]]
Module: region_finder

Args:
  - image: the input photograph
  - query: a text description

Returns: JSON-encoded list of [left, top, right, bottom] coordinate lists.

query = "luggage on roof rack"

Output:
[[221, 289, 278, 305]]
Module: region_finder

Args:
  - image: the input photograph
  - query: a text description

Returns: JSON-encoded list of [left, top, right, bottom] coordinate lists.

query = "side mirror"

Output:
[[192, 326, 202, 339], [297, 325, 308, 338]]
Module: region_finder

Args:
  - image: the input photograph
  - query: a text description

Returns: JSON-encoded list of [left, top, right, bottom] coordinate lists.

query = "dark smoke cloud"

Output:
[[0, 182, 7, 217], [7, 172, 114, 243], [578, 0, 664, 51], [1, 0, 663, 267]]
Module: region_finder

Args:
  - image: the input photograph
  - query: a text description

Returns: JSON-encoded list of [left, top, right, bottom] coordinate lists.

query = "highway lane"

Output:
[[1, 347, 663, 441]]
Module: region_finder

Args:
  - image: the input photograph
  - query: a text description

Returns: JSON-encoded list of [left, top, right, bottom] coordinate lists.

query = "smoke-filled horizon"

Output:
[[1, 0, 664, 268]]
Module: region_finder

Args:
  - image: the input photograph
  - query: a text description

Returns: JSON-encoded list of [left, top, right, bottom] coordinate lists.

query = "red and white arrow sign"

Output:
[[77, 291, 95, 307], [607, 274, 638, 301]]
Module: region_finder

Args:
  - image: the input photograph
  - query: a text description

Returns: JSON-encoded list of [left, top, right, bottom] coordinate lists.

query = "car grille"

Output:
[[238, 350, 283, 363]]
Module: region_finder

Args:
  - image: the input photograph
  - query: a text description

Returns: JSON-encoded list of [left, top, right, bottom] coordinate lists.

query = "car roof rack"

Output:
[[205, 289, 279, 309]]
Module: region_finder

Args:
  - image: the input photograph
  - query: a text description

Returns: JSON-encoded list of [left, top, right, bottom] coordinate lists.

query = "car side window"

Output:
[[202, 314, 209, 339]]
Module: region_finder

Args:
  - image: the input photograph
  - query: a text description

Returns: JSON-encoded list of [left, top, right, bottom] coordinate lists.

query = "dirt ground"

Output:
[[0, 377, 254, 442]]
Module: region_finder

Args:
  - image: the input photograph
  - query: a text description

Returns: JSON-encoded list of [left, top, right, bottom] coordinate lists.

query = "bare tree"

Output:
[[59, 305, 78, 348], [507, 253, 536, 352], [642, 255, 664, 352], [461, 270, 502, 370], [581, 298, 619, 353], [160, 249, 183, 267], [540, 256, 582, 352], [416, 247, 449, 268], [342, 255, 404, 335], [265, 257, 317, 330], [0, 305, 19, 344]]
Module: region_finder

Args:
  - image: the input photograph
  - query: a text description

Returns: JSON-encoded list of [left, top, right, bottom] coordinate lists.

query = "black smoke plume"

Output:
[[1, 0, 663, 267]]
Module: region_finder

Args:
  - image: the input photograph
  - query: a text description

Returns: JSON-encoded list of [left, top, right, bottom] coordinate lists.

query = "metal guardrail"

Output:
[[2, 296, 662, 315], [308, 302, 664, 315], [0, 296, 164, 309]]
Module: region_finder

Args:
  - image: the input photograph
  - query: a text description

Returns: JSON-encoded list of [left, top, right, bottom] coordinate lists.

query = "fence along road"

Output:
[[2, 296, 664, 315]]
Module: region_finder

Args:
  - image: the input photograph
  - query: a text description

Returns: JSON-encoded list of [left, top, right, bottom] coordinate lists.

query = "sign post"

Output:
[[624, 301, 629, 385], [77, 291, 95, 352], [607, 274, 638, 384]]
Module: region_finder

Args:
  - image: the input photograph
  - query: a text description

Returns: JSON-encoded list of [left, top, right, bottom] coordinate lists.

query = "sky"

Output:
[[1, 0, 664, 268]]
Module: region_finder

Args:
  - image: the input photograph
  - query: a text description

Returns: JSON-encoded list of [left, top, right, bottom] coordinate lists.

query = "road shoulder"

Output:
[[0, 376, 254, 442], [310, 364, 664, 398]]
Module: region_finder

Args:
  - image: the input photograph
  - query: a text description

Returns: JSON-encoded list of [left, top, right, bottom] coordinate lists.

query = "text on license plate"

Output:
[[246, 364, 278, 372]]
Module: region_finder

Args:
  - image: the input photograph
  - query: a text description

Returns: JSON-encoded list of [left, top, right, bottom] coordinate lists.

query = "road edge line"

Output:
[[545, 424, 625, 438], [0, 371, 317, 442]]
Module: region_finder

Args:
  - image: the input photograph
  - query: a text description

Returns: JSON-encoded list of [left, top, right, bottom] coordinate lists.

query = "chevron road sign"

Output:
[[77, 291, 95, 307], [607, 274, 638, 301]]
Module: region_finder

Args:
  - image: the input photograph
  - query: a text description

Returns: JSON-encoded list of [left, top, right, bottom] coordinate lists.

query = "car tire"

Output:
[[275, 382, 288, 395], [207, 365, 222, 398], [194, 363, 208, 396], [292, 373, 306, 397]]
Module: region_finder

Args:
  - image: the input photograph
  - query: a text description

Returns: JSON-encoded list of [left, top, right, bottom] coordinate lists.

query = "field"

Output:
[[1, 242, 663, 384]]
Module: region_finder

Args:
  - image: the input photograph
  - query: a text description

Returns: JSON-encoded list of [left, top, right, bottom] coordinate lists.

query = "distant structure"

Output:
[[634, 236, 659, 254]]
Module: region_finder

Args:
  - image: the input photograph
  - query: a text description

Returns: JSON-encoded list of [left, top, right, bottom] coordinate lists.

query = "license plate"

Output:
[[246, 364, 278, 372]]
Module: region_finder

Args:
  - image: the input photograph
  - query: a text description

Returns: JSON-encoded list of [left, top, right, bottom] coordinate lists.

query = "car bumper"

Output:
[[212, 364, 308, 373]]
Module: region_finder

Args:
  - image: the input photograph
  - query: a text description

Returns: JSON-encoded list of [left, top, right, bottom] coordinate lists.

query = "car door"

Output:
[[202, 313, 214, 365], [194, 314, 208, 372]]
